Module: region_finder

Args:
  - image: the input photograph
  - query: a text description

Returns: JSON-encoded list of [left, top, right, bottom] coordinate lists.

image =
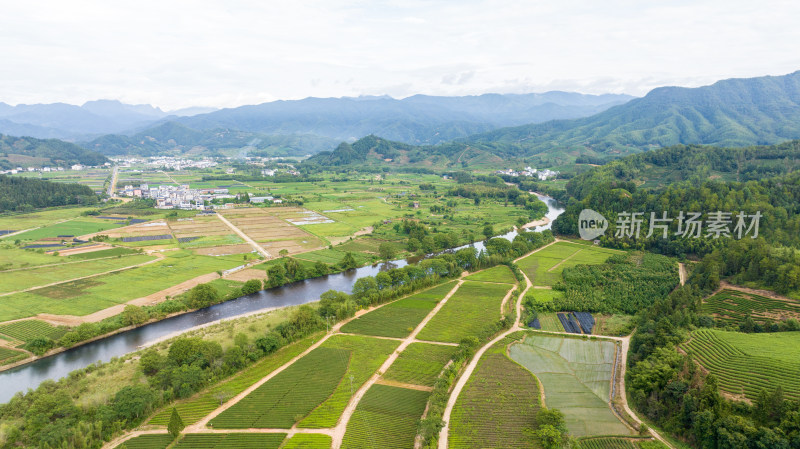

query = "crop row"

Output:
[[172, 433, 285, 449], [115, 434, 173, 449], [416, 281, 511, 343], [382, 342, 457, 387], [341, 384, 430, 449], [211, 346, 350, 429], [702, 290, 800, 323], [149, 334, 318, 426], [579, 437, 637, 449], [0, 319, 67, 342]]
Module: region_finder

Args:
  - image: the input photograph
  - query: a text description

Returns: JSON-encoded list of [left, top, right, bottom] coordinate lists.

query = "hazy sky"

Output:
[[2, 0, 799, 110]]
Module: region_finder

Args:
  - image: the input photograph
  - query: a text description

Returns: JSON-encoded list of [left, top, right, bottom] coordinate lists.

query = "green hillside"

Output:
[[0, 134, 109, 169]]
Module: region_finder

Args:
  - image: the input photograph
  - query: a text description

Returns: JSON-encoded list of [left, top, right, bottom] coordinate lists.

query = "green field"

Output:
[[149, 333, 319, 426], [298, 335, 400, 428], [341, 384, 430, 449], [340, 281, 455, 338], [463, 265, 517, 284], [281, 434, 332, 449], [578, 437, 664, 449], [527, 288, 562, 303], [116, 434, 173, 449], [702, 289, 800, 325], [517, 242, 619, 286], [509, 333, 631, 437], [0, 253, 155, 294], [536, 313, 565, 332], [211, 346, 350, 428], [14, 220, 123, 241], [450, 337, 542, 448], [0, 347, 28, 365], [0, 250, 243, 321], [0, 246, 66, 270], [0, 319, 67, 342], [416, 281, 511, 343], [172, 433, 286, 449], [65, 247, 139, 260], [0, 207, 99, 232], [681, 329, 800, 401], [382, 342, 457, 387], [295, 248, 374, 266]]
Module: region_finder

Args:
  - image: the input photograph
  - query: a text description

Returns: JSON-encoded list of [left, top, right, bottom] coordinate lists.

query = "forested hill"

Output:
[[0, 134, 109, 169], [0, 175, 99, 212], [83, 121, 338, 157], [302, 135, 514, 169], [465, 70, 800, 164]]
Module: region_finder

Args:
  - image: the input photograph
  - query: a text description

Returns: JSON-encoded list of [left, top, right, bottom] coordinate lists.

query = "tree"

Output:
[[340, 252, 357, 270], [279, 249, 289, 258], [168, 407, 184, 438], [378, 242, 398, 260], [267, 264, 287, 288], [121, 305, 148, 326], [532, 408, 568, 449], [483, 224, 494, 239], [186, 283, 220, 309], [23, 337, 54, 356], [240, 279, 263, 295], [314, 261, 329, 276]]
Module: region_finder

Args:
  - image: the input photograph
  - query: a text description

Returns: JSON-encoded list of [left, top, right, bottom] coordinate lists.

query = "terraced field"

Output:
[[0, 347, 28, 365], [509, 334, 631, 437], [382, 342, 457, 387], [417, 281, 511, 343], [340, 281, 456, 338], [341, 384, 430, 449], [464, 265, 517, 284], [172, 433, 286, 449], [681, 329, 800, 401], [517, 242, 618, 286], [578, 437, 663, 449], [281, 434, 332, 449], [450, 337, 542, 448], [149, 334, 319, 425], [210, 346, 350, 428], [702, 289, 800, 324]]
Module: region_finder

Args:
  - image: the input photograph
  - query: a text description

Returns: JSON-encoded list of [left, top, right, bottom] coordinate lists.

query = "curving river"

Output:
[[0, 194, 563, 403]]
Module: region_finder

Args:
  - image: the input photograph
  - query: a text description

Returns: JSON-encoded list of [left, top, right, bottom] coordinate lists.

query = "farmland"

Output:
[[517, 242, 619, 286], [578, 437, 665, 449], [172, 433, 286, 449], [0, 347, 28, 365], [115, 434, 173, 449], [341, 384, 430, 449], [148, 333, 319, 426], [509, 333, 631, 437], [463, 264, 517, 284], [12, 219, 123, 241], [340, 281, 456, 338], [382, 342, 457, 387], [210, 346, 351, 428], [0, 319, 67, 342], [416, 281, 512, 343], [449, 338, 542, 448], [681, 329, 800, 401], [702, 289, 800, 325], [282, 434, 333, 448], [298, 335, 400, 428]]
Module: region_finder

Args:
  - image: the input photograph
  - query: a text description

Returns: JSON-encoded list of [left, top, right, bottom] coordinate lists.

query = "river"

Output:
[[0, 193, 563, 403]]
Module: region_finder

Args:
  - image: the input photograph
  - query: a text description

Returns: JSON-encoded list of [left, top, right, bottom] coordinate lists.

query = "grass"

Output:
[[527, 288, 562, 303], [0, 207, 99, 232], [115, 434, 174, 449], [172, 433, 286, 449], [341, 384, 430, 449], [0, 319, 67, 342], [382, 342, 457, 387], [536, 313, 565, 332], [517, 242, 619, 286], [701, 289, 800, 324], [509, 333, 631, 437], [281, 434, 332, 448], [593, 315, 636, 337], [210, 346, 351, 429], [340, 281, 456, 338], [0, 250, 244, 321], [0, 246, 65, 270], [0, 253, 156, 294], [298, 334, 400, 428], [464, 265, 517, 284], [450, 337, 542, 449], [681, 329, 800, 401], [65, 247, 139, 260], [13, 219, 123, 241], [148, 333, 319, 426], [416, 281, 511, 343]]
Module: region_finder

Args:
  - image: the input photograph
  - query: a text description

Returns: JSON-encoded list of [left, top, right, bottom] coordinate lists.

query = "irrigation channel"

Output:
[[0, 194, 563, 403]]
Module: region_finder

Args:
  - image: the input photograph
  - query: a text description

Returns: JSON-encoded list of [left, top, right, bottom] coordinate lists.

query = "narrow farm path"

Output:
[[215, 213, 272, 259], [678, 262, 687, 286], [330, 279, 466, 448], [108, 165, 119, 197], [547, 247, 584, 272]]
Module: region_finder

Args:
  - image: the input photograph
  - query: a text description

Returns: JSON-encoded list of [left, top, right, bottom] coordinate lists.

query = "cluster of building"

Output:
[[496, 166, 560, 180], [1, 163, 109, 175], [121, 184, 234, 209], [113, 156, 218, 170]]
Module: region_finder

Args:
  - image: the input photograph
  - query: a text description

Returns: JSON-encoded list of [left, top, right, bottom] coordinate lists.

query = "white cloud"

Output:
[[0, 0, 798, 109]]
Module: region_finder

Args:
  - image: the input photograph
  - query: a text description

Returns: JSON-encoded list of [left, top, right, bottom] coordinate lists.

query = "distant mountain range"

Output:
[[464, 70, 800, 164], [0, 100, 217, 140]]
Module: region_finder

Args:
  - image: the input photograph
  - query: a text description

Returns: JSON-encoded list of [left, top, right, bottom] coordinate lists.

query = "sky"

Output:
[[2, 0, 799, 110]]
